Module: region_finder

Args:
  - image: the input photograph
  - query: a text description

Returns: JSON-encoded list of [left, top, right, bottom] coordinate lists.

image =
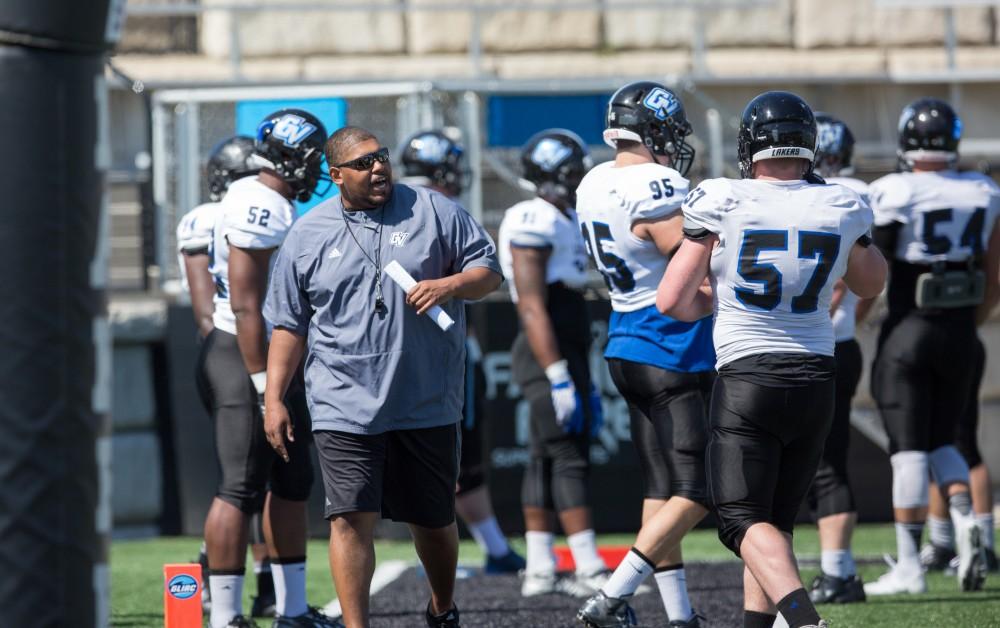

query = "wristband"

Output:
[[544, 359, 570, 385], [250, 371, 267, 395]]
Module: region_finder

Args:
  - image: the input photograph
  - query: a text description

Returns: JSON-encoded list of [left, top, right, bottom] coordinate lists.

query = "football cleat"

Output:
[[919, 543, 957, 573], [251, 592, 277, 618], [986, 549, 999, 573], [669, 612, 704, 627], [425, 601, 461, 628], [521, 571, 594, 598], [483, 549, 527, 575], [956, 517, 987, 592], [227, 616, 259, 628], [809, 573, 866, 604], [576, 591, 637, 628], [271, 607, 344, 628], [864, 556, 927, 596]]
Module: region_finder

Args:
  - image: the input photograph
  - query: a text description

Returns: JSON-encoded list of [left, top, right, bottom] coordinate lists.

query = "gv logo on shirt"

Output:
[[390, 232, 410, 247]]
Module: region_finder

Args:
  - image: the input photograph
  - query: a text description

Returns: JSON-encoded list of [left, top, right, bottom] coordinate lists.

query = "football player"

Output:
[[657, 91, 886, 628], [921, 337, 998, 574], [199, 109, 340, 628], [803, 114, 869, 605], [176, 135, 277, 617], [574, 82, 714, 628], [864, 98, 1000, 596], [398, 129, 526, 575], [499, 129, 607, 598]]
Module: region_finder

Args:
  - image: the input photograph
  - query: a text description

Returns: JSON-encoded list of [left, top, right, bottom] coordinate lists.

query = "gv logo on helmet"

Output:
[[272, 114, 317, 148], [414, 135, 453, 162], [817, 124, 845, 154], [166, 574, 199, 600], [642, 88, 680, 121], [531, 139, 572, 172]]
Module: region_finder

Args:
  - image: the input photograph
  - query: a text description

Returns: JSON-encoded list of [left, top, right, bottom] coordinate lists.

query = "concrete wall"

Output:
[[167, 1, 999, 59]]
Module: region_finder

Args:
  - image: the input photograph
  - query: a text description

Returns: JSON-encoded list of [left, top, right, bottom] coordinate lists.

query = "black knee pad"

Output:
[[270, 445, 314, 503], [715, 513, 755, 557], [457, 466, 486, 496], [521, 456, 552, 510], [548, 436, 589, 512], [809, 460, 855, 519]]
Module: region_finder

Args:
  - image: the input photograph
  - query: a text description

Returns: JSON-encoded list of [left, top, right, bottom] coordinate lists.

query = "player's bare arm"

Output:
[[976, 217, 1000, 326], [406, 266, 502, 315], [264, 327, 306, 462], [843, 241, 888, 300], [656, 235, 715, 321], [183, 252, 216, 338], [511, 245, 561, 368], [229, 244, 274, 374], [632, 211, 684, 257], [829, 279, 847, 315]]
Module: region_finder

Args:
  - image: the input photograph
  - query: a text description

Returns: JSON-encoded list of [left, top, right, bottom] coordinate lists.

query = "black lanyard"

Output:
[[342, 205, 387, 313]]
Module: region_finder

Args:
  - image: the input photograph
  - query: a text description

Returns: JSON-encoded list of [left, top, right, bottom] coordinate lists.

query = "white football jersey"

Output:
[[176, 202, 221, 292], [498, 197, 589, 302], [826, 177, 869, 341], [682, 178, 873, 368], [210, 177, 297, 335], [869, 170, 1000, 264], [575, 161, 688, 312]]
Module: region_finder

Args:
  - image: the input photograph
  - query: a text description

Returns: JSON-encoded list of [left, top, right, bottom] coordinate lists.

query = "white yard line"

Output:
[[321, 559, 410, 619]]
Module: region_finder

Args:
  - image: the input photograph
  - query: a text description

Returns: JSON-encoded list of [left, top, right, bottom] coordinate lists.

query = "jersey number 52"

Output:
[[737, 229, 841, 313]]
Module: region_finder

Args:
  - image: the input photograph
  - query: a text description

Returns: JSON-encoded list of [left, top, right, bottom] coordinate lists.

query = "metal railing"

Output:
[[124, 0, 776, 79]]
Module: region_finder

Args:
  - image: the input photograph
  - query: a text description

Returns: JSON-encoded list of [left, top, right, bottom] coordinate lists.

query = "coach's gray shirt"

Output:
[[264, 183, 500, 435]]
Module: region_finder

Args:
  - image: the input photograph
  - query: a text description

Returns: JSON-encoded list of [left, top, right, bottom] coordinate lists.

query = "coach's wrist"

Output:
[[544, 359, 570, 385], [249, 371, 267, 395]]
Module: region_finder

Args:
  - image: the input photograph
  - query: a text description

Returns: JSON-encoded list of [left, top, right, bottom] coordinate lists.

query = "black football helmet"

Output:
[[520, 129, 592, 208], [813, 113, 856, 177], [897, 98, 961, 169], [255, 108, 330, 202], [399, 129, 465, 197], [737, 91, 817, 179], [604, 81, 695, 176], [206, 135, 259, 202]]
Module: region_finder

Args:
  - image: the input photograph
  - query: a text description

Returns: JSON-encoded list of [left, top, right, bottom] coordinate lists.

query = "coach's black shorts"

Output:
[[315, 423, 460, 529], [457, 348, 487, 496], [808, 339, 862, 519], [196, 329, 314, 513], [707, 354, 835, 556], [872, 313, 978, 454], [955, 335, 986, 467], [608, 358, 713, 504]]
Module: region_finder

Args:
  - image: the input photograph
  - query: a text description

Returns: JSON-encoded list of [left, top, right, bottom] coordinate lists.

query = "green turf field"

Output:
[[114, 524, 1000, 627]]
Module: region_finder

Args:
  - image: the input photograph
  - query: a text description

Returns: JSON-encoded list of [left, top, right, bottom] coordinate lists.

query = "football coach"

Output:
[[262, 125, 502, 628]]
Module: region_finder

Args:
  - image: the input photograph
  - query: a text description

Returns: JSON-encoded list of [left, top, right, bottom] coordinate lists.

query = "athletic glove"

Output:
[[588, 386, 604, 437], [250, 371, 267, 418], [545, 359, 579, 430]]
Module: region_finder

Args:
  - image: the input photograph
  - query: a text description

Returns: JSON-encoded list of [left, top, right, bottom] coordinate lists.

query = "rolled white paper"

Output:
[[384, 260, 456, 332]]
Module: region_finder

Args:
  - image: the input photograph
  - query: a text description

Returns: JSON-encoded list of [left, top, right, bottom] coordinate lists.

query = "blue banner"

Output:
[[487, 94, 610, 148], [235, 97, 347, 215]]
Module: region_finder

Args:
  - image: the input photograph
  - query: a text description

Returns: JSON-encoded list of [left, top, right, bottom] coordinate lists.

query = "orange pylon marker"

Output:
[[164, 563, 203, 628]]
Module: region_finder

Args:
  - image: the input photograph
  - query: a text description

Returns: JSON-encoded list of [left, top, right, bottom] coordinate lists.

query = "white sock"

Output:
[[272, 561, 307, 617], [600, 548, 653, 599], [469, 517, 511, 559], [525, 531, 556, 575], [209, 573, 243, 628], [820, 549, 856, 579], [896, 522, 924, 572], [772, 613, 790, 628], [976, 513, 995, 550], [568, 529, 606, 576], [654, 565, 694, 622], [928, 515, 954, 550]]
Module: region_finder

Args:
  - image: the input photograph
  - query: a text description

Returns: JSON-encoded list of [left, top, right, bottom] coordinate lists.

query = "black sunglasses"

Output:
[[335, 147, 390, 170]]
